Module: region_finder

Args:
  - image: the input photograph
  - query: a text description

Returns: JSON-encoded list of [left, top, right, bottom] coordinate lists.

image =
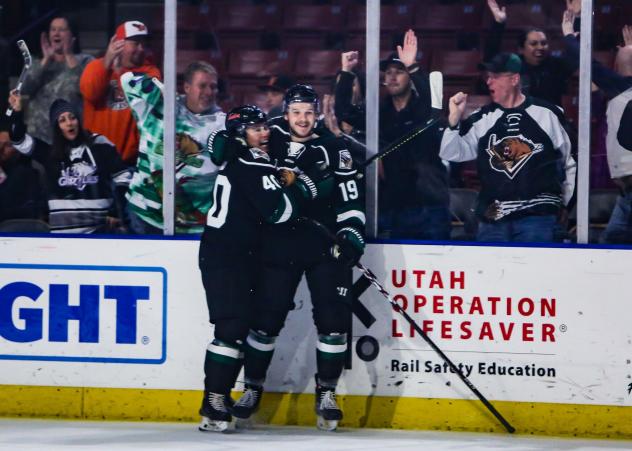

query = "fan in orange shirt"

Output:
[[80, 20, 161, 165]]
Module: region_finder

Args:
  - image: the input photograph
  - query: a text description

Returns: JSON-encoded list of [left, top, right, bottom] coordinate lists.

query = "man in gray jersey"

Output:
[[440, 52, 576, 243]]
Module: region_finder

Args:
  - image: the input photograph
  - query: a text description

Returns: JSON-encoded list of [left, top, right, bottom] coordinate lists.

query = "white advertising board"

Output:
[[0, 237, 631, 407]]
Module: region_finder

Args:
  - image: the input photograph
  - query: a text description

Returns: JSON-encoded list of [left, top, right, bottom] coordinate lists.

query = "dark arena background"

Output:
[[0, 1, 631, 449]]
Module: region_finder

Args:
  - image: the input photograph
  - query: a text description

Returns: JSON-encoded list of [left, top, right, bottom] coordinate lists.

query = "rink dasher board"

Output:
[[0, 236, 631, 437]]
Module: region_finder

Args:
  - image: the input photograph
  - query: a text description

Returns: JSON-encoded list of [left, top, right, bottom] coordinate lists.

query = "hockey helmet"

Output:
[[225, 105, 267, 137], [282, 84, 320, 113]]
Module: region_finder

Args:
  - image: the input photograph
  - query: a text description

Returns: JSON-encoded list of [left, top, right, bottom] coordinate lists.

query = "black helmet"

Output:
[[225, 105, 267, 137], [282, 84, 319, 113]]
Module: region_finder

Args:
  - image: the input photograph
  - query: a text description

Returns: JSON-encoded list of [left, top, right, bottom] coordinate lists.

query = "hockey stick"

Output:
[[299, 218, 516, 434], [6, 40, 32, 117], [359, 116, 440, 169]]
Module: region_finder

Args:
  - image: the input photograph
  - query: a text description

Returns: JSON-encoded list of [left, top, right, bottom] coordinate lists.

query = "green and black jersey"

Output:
[[267, 119, 366, 259], [202, 145, 309, 255]]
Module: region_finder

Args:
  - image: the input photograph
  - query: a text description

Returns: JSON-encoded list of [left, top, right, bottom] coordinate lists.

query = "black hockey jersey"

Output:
[[268, 119, 365, 236], [202, 145, 306, 255], [11, 111, 131, 233], [440, 97, 576, 220]]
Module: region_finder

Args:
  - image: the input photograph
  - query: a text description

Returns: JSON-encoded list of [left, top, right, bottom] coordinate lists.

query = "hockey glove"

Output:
[[290, 162, 332, 201], [331, 227, 365, 267], [208, 130, 247, 165], [278, 142, 307, 186]]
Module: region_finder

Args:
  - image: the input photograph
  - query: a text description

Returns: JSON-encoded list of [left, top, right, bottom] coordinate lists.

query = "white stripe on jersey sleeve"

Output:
[[48, 198, 113, 211], [12, 133, 34, 156], [273, 193, 294, 224], [526, 104, 576, 205], [270, 124, 290, 136], [439, 109, 503, 162], [237, 158, 276, 169], [337, 210, 366, 225]]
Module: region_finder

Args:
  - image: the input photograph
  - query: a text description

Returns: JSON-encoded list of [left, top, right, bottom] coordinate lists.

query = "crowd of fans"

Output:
[[0, 0, 631, 244]]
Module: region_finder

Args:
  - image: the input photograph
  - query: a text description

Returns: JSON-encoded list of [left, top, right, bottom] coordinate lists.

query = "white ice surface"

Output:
[[1, 419, 631, 451]]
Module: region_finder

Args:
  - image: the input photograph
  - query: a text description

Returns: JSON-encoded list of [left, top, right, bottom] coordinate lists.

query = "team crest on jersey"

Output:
[[249, 147, 270, 161], [486, 134, 543, 179], [338, 149, 353, 170], [287, 143, 306, 159]]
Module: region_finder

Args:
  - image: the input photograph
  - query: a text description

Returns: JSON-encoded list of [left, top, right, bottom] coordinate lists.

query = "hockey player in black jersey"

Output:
[[231, 85, 366, 431], [198, 105, 329, 432]]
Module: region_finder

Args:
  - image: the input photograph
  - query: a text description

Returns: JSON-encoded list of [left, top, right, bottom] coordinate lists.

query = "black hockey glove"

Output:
[[208, 130, 247, 165], [330, 227, 365, 267]]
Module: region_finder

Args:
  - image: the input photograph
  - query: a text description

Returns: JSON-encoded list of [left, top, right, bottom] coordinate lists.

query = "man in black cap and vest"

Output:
[[378, 29, 450, 241]]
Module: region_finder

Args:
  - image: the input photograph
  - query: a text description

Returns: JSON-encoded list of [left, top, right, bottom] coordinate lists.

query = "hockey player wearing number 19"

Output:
[[197, 105, 329, 433], [231, 85, 367, 432]]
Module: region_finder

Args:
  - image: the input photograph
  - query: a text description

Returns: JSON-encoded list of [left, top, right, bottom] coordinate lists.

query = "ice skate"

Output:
[[230, 384, 263, 420], [198, 391, 232, 432], [315, 380, 343, 431]]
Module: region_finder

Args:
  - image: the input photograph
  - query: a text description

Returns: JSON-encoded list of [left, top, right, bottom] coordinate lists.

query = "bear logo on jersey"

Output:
[[486, 134, 543, 179], [338, 149, 353, 170]]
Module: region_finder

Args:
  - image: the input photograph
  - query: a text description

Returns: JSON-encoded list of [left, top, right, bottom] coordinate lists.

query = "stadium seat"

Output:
[[294, 50, 341, 79], [423, 34, 461, 53], [228, 50, 294, 78], [449, 188, 479, 241], [589, 189, 618, 229], [343, 34, 392, 55], [546, 1, 566, 30], [504, 3, 548, 31], [176, 50, 226, 77], [593, 3, 621, 33], [214, 5, 282, 32], [415, 4, 483, 32], [346, 4, 415, 32], [240, 89, 268, 111], [151, 5, 210, 32], [283, 5, 346, 32], [568, 189, 619, 242], [561, 95, 579, 125], [281, 5, 347, 51], [593, 50, 616, 70], [431, 50, 482, 78], [307, 79, 334, 99]]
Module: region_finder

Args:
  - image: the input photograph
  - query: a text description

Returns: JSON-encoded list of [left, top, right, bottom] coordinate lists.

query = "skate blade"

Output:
[[316, 416, 338, 431], [198, 416, 231, 433]]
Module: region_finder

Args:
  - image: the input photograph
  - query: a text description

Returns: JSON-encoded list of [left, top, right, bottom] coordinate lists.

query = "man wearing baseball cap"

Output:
[[80, 20, 161, 165], [439, 51, 576, 243], [257, 74, 294, 117], [378, 29, 451, 241], [477, 52, 524, 107]]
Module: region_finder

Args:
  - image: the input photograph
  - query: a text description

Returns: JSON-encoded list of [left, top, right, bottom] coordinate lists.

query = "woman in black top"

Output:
[[8, 92, 131, 233]]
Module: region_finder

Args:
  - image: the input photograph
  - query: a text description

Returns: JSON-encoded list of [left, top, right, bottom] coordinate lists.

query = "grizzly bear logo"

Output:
[[486, 134, 543, 179]]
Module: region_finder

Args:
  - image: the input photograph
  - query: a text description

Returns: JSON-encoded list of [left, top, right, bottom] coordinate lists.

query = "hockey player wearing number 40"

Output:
[[211, 85, 367, 431], [198, 105, 332, 432]]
